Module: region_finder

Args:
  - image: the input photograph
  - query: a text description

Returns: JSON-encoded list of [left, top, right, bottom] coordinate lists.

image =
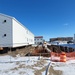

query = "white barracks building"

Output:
[[0, 13, 34, 48], [34, 36, 44, 45]]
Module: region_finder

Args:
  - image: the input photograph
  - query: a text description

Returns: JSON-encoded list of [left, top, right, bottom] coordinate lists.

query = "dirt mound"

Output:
[[31, 46, 50, 57], [8, 46, 35, 57]]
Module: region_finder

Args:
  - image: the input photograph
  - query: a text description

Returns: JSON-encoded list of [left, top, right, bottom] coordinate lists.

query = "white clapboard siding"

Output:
[[0, 13, 34, 48]]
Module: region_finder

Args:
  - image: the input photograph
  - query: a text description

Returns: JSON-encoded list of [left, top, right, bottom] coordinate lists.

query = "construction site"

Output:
[[0, 43, 75, 75], [0, 13, 75, 75]]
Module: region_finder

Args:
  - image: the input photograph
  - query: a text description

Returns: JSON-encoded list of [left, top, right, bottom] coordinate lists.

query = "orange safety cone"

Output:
[[60, 52, 66, 62]]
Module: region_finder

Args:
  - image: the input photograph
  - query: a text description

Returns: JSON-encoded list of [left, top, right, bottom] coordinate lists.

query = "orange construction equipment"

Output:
[[51, 51, 75, 62], [60, 52, 66, 62]]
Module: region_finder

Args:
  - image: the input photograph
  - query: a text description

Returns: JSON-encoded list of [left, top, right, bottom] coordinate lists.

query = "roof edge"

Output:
[[0, 13, 14, 19]]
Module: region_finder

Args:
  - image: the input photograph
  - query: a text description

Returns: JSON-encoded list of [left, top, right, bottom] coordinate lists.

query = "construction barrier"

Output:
[[51, 52, 60, 62], [51, 52, 75, 62], [60, 52, 66, 62]]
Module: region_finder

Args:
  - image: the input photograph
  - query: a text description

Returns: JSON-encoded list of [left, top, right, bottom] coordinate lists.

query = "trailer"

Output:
[[0, 13, 34, 49]]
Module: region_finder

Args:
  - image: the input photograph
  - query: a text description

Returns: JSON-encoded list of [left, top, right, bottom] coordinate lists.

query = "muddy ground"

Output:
[[0, 46, 35, 57]]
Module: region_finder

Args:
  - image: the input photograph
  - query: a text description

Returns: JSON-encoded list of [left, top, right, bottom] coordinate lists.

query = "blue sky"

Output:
[[0, 0, 75, 41]]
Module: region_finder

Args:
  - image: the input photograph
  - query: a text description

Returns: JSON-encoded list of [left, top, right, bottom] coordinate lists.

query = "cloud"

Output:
[[64, 23, 68, 26]]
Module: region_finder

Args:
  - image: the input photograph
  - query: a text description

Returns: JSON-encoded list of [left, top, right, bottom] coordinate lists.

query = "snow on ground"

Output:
[[58, 43, 75, 49], [50, 41, 67, 45], [50, 60, 75, 75], [0, 55, 50, 75], [42, 71, 45, 75], [0, 55, 75, 75]]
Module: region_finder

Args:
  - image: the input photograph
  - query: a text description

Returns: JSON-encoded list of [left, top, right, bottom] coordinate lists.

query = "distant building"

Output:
[[74, 34, 75, 44], [34, 36, 44, 45], [50, 37, 73, 42]]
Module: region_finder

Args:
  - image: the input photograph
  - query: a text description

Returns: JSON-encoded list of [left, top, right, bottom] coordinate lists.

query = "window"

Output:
[[41, 39, 42, 40], [3, 34, 6, 37], [4, 34, 6, 36], [26, 30, 28, 34], [4, 20, 6, 23], [35, 42, 36, 44], [27, 38, 28, 41], [37, 39, 39, 40]]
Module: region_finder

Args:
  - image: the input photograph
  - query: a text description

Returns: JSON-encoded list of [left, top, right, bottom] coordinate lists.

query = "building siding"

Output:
[[0, 14, 12, 47], [0, 13, 34, 48], [34, 36, 43, 45]]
